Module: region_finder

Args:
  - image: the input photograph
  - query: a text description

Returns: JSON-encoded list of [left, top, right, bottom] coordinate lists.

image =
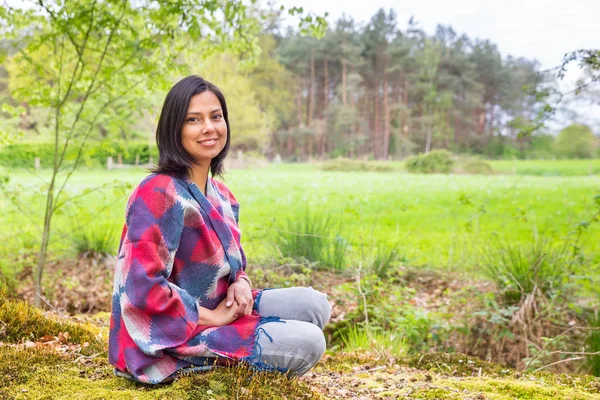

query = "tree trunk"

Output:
[[382, 60, 390, 160], [287, 132, 294, 157], [307, 48, 315, 127], [425, 104, 433, 153], [342, 60, 347, 106], [323, 58, 329, 113], [35, 189, 54, 307], [297, 81, 303, 127], [373, 80, 380, 159], [403, 78, 409, 137]]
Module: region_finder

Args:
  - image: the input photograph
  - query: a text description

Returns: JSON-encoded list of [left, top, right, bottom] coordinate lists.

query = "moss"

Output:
[[0, 291, 103, 355], [315, 350, 388, 373], [448, 378, 600, 400], [406, 352, 511, 377], [0, 346, 319, 400], [410, 387, 463, 399]]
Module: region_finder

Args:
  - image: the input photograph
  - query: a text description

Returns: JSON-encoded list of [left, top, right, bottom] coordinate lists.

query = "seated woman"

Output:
[[108, 76, 331, 384]]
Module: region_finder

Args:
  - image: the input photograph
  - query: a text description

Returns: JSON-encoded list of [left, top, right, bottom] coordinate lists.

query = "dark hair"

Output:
[[151, 75, 230, 178]]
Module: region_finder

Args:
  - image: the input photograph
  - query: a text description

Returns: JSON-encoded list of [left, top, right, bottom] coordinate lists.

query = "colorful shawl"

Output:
[[108, 174, 263, 384]]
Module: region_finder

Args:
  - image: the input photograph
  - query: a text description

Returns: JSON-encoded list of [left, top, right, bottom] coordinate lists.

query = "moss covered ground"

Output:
[[1, 294, 599, 399]]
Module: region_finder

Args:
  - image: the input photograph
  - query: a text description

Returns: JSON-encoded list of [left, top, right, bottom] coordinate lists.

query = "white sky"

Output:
[[276, 0, 600, 70], [275, 0, 600, 131]]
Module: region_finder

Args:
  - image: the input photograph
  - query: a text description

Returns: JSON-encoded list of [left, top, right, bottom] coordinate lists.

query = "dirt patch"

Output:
[[16, 255, 114, 314]]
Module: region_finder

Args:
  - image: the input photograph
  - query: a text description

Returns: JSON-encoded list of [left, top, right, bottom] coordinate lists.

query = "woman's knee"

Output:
[[254, 321, 326, 377], [295, 287, 332, 329], [257, 287, 332, 329]]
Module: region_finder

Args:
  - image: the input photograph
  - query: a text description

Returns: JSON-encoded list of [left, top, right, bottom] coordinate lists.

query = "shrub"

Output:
[[405, 150, 454, 174], [554, 124, 597, 159], [0, 141, 159, 168]]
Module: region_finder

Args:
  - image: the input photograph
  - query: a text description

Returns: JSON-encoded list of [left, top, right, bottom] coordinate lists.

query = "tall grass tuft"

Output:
[[481, 237, 570, 305], [275, 208, 349, 271], [340, 324, 409, 358], [371, 242, 405, 278], [71, 222, 119, 258]]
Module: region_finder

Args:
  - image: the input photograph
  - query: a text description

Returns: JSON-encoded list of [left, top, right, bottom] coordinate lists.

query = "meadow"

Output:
[[1, 160, 599, 279], [2, 159, 600, 392]]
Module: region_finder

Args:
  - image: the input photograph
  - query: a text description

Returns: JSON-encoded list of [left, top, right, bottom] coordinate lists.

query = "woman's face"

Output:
[[181, 90, 228, 166]]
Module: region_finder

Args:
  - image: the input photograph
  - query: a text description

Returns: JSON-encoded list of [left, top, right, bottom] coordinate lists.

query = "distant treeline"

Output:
[[1, 8, 598, 161]]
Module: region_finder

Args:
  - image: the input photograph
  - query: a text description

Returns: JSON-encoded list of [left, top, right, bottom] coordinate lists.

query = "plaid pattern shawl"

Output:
[[108, 174, 262, 384]]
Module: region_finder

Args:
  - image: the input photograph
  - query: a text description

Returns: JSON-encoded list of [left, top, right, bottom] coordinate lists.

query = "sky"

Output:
[[275, 0, 600, 131]]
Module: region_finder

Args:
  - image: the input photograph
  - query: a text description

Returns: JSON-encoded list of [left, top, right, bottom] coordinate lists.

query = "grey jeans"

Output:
[[251, 286, 331, 376]]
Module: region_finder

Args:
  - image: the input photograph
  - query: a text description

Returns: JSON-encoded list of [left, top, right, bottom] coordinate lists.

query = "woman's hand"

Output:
[[198, 297, 240, 326], [225, 278, 253, 317]]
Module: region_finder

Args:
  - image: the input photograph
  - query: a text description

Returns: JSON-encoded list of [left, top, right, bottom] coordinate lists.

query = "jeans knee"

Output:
[[300, 287, 332, 329]]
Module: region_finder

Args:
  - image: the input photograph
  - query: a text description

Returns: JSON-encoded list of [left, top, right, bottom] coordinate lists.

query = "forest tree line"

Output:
[[1, 7, 597, 161]]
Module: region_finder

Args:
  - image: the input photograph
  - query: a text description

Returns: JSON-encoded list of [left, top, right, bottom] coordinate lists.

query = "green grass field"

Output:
[[1, 161, 599, 279]]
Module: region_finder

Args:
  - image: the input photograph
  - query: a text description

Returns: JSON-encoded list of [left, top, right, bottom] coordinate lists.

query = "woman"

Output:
[[108, 76, 331, 384]]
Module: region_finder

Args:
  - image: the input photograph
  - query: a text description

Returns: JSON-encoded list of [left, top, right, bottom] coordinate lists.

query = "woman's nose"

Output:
[[201, 121, 215, 134]]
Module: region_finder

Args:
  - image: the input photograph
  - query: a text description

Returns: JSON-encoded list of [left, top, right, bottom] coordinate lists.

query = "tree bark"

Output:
[[297, 81, 303, 127], [425, 104, 433, 153], [324, 58, 329, 112], [341, 59, 347, 106], [382, 58, 390, 160], [307, 47, 315, 127], [374, 79, 380, 159]]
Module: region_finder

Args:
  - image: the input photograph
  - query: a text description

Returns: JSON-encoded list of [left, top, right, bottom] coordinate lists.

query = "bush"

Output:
[[320, 158, 395, 172], [554, 124, 598, 159], [405, 150, 454, 174], [0, 141, 159, 168]]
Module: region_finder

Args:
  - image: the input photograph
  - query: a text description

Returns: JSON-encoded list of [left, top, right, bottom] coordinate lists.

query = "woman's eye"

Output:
[[212, 114, 222, 120], [187, 117, 198, 122]]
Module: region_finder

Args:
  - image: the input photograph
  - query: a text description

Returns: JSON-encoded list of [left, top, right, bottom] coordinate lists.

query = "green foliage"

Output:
[[554, 124, 598, 159], [192, 53, 273, 152], [405, 150, 454, 174], [71, 222, 119, 257], [0, 141, 159, 168], [274, 208, 349, 271], [320, 158, 395, 172], [481, 237, 572, 305], [332, 271, 450, 354], [586, 311, 600, 376]]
